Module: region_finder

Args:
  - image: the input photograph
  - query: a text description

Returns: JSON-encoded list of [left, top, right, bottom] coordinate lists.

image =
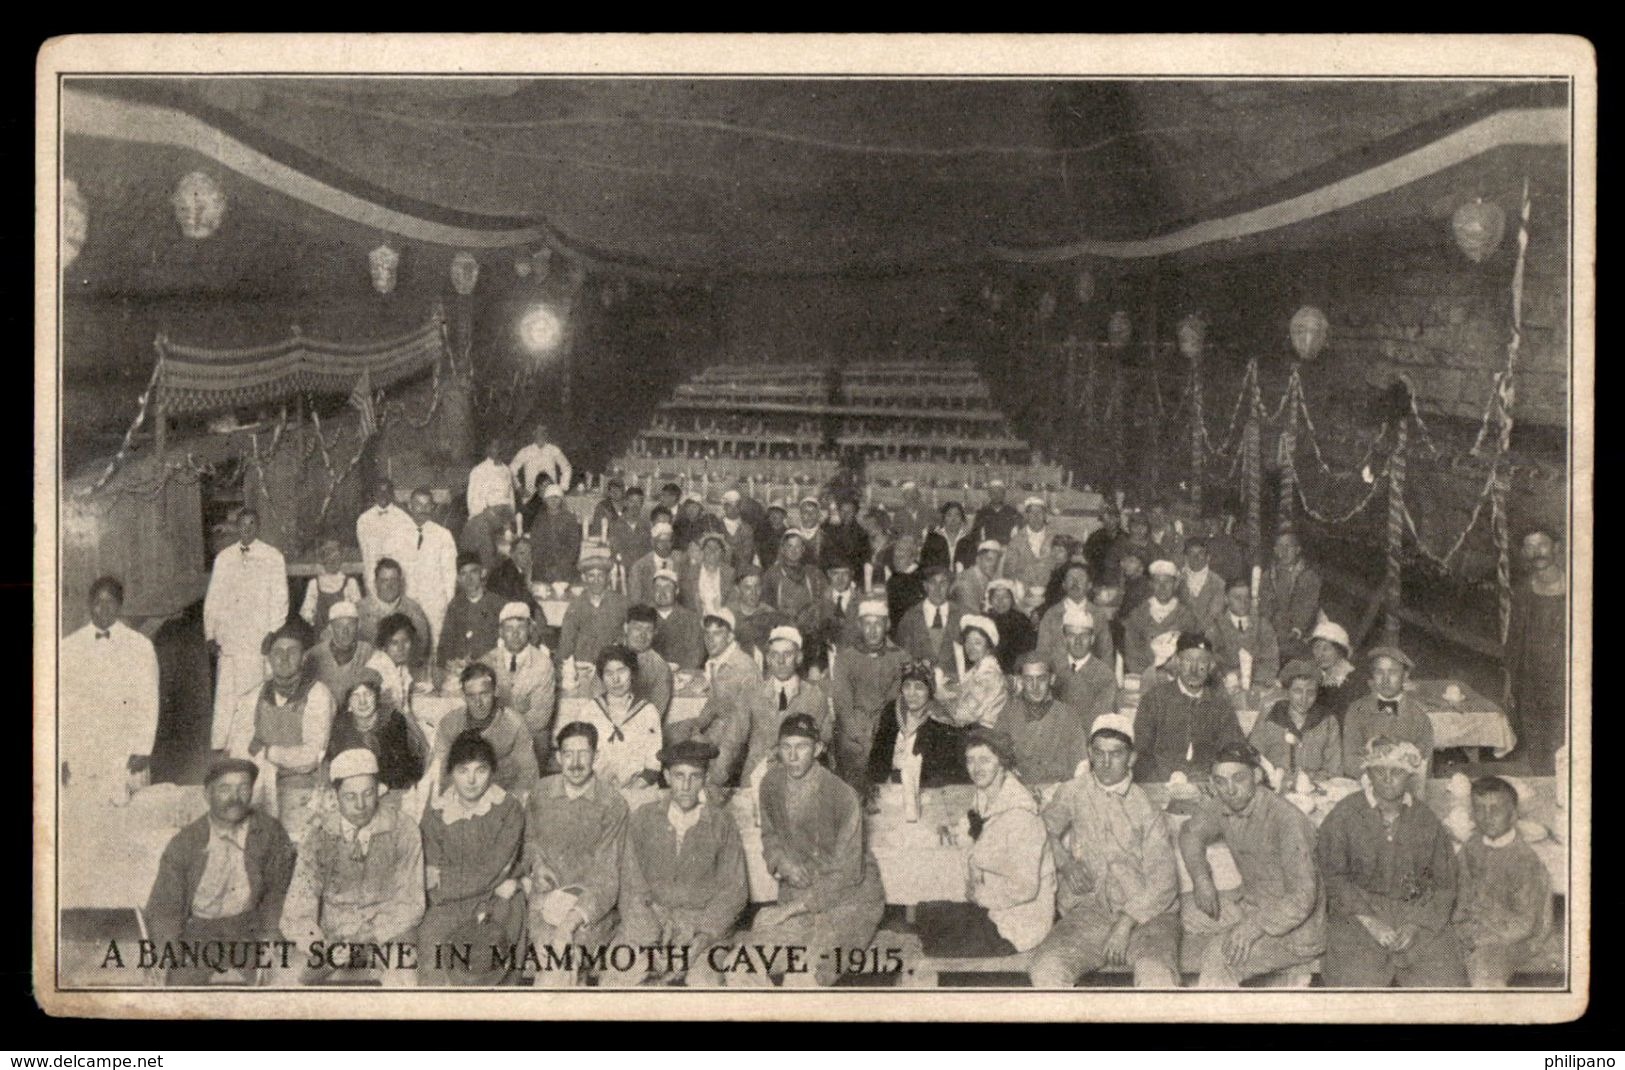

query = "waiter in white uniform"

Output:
[[204, 509, 289, 750], [59, 575, 160, 804], [355, 479, 416, 596], [398, 487, 458, 657]]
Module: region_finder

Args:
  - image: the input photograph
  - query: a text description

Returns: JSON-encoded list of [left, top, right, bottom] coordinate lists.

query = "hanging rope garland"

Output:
[[1188, 355, 1205, 510], [1277, 362, 1302, 527], [89, 354, 166, 493], [1382, 419, 1410, 640], [1243, 359, 1264, 565]]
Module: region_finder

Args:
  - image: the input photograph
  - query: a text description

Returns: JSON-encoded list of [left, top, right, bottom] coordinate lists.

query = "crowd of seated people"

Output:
[[64, 423, 1565, 990]]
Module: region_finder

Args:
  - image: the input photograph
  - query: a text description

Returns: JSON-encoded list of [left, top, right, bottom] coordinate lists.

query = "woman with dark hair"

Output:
[[572, 644, 662, 789], [365, 613, 421, 715], [865, 661, 969, 794], [326, 678, 429, 795], [416, 730, 527, 985], [986, 579, 1039, 675], [1040, 536, 1078, 614]]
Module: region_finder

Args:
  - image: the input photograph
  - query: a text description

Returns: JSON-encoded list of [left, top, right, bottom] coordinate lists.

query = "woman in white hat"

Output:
[[1308, 619, 1359, 723], [948, 615, 1010, 730]]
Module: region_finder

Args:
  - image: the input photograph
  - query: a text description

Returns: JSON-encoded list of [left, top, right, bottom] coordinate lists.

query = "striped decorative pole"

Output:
[[1278, 363, 1302, 528], [1188, 350, 1204, 512], [1383, 420, 1410, 643], [1243, 361, 1263, 570]]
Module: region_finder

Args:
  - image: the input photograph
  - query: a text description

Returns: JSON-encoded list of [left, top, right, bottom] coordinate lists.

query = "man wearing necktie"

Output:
[[897, 566, 961, 668], [479, 602, 556, 769], [355, 480, 416, 597], [740, 627, 833, 781], [1340, 645, 1436, 780]]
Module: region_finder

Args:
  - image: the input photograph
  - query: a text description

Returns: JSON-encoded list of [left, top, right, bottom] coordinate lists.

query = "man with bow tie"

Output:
[[355, 480, 415, 597], [1341, 646, 1435, 780], [204, 509, 289, 752], [59, 576, 161, 803]]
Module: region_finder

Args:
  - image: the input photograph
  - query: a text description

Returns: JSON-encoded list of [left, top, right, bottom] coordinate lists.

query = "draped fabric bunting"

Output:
[[154, 312, 447, 415]]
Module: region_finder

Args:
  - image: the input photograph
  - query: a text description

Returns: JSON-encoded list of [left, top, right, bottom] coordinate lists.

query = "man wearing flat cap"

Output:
[[435, 552, 505, 678], [1002, 496, 1058, 593], [896, 565, 963, 668], [828, 598, 908, 788], [617, 740, 749, 986], [740, 714, 885, 987], [740, 626, 834, 781], [1316, 737, 1466, 987], [1341, 646, 1435, 779], [1131, 632, 1248, 783], [278, 749, 425, 986], [225, 617, 334, 839], [480, 601, 556, 768], [145, 757, 296, 985], [557, 552, 629, 668], [1121, 560, 1202, 676], [1179, 743, 1325, 987], [669, 608, 759, 787], [1030, 715, 1181, 988]]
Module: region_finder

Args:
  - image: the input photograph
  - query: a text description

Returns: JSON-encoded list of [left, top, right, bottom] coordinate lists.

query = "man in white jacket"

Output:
[[355, 480, 415, 597], [59, 576, 161, 804], [397, 487, 458, 657], [204, 509, 288, 751]]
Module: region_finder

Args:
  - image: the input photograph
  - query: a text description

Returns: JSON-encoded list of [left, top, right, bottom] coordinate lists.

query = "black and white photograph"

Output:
[[34, 35, 1594, 1022]]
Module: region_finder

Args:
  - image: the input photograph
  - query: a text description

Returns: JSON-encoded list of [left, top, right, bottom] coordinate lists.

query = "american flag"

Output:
[[348, 368, 377, 438]]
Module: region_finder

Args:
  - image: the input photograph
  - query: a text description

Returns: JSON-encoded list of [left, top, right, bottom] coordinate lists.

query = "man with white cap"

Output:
[[1308, 619, 1359, 722], [1030, 713, 1181, 988], [1121, 559, 1201, 676], [1317, 736, 1466, 987], [971, 479, 1022, 548], [1207, 575, 1280, 690], [1036, 560, 1095, 668], [1002, 495, 1058, 594], [1050, 603, 1119, 723], [650, 567, 706, 671], [480, 602, 556, 765], [530, 482, 583, 587], [304, 599, 378, 707], [628, 520, 685, 610], [890, 481, 932, 542], [952, 539, 1005, 615], [278, 748, 425, 986], [1341, 645, 1435, 778], [557, 551, 629, 670], [204, 507, 289, 751], [828, 597, 907, 788], [719, 488, 758, 571], [669, 608, 758, 787], [740, 626, 834, 779]]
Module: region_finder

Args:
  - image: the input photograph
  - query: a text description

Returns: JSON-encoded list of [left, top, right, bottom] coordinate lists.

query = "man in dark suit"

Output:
[[895, 566, 962, 667]]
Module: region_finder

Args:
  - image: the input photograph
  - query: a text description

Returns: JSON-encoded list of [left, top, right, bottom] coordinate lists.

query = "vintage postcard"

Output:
[[34, 34, 1594, 1022]]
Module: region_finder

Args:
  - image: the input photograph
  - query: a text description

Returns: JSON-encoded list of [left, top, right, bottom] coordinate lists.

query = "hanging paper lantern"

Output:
[[1289, 305, 1329, 361], [1452, 197, 1507, 263], [1177, 313, 1207, 359], [1107, 309, 1133, 348], [513, 257, 532, 278], [171, 171, 227, 239], [1075, 268, 1095, 306], [368, 244, 400, 295], [600, 284, 616, 308], [450, 251, 480, 295], [61, 178, 89, 270], [1037, 290, 1057, 321]]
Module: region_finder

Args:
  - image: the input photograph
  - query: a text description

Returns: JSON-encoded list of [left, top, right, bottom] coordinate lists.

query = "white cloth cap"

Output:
[[541, 483, 564, 499], [703, 607, 736, 630], [977, 539, 1003, 554], [900, 480, 918, 491], [650, 522, 674, 538], [327, 601, 358, 622], [986, 577, 1023, 598], [1148, 559, 1180, 578], [1062, 604, 1096, 632], [722, 489, 742, 503], [960, 614, 1000, 648], [499, 601, 532, 623], [1022, 496, 1047, 511], [988, 479, 1006, 488], [799, 496, 821, 507], [1311, 619, 1352, 651], [330, 748, 380, 784], [1089, 712, 1135, 743], [857, 598, 890, 620], [1362, 737, 1425, 775], [768, 625, 803, 649], [652, 567, 680, 585]]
